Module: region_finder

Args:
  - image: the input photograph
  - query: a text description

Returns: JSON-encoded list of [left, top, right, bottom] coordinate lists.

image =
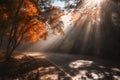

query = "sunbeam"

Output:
[[69, 0, 104, 54], [17, 0, 105, 54]]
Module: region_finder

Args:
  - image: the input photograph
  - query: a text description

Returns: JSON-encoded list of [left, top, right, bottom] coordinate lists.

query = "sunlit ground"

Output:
[[69, 60, 120, 80], [13, 52, 46, 59]]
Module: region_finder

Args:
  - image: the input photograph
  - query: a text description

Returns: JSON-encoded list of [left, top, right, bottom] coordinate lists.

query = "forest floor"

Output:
[[0, 52, 71, 80], [0, 52, 120, 80]]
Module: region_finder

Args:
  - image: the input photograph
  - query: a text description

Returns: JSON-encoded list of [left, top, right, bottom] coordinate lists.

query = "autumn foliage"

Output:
[[23, 19, 47, 42], [0, 0, 65, 60], [18, 0, 47, 42], [0, 0, 47, 43], [0, 0, 51, 60]]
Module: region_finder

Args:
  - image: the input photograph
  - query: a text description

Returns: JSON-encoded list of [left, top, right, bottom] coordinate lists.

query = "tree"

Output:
[[0, 0, 83, 61], [0, 0, 42, 60], [0, 0, 65, 61]]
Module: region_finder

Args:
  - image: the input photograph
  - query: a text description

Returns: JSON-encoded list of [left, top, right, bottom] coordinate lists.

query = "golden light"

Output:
[[14, 52, 46, 59], [61, 13, 72, 27], [93, 0, 102, 5], [69, 60, 93, 69]]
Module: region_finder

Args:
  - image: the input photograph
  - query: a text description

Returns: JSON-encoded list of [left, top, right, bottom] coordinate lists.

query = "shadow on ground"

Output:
[[0, 54, 67, 80], [67, 60, 120, 80], [0, 53, 120, 80]]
